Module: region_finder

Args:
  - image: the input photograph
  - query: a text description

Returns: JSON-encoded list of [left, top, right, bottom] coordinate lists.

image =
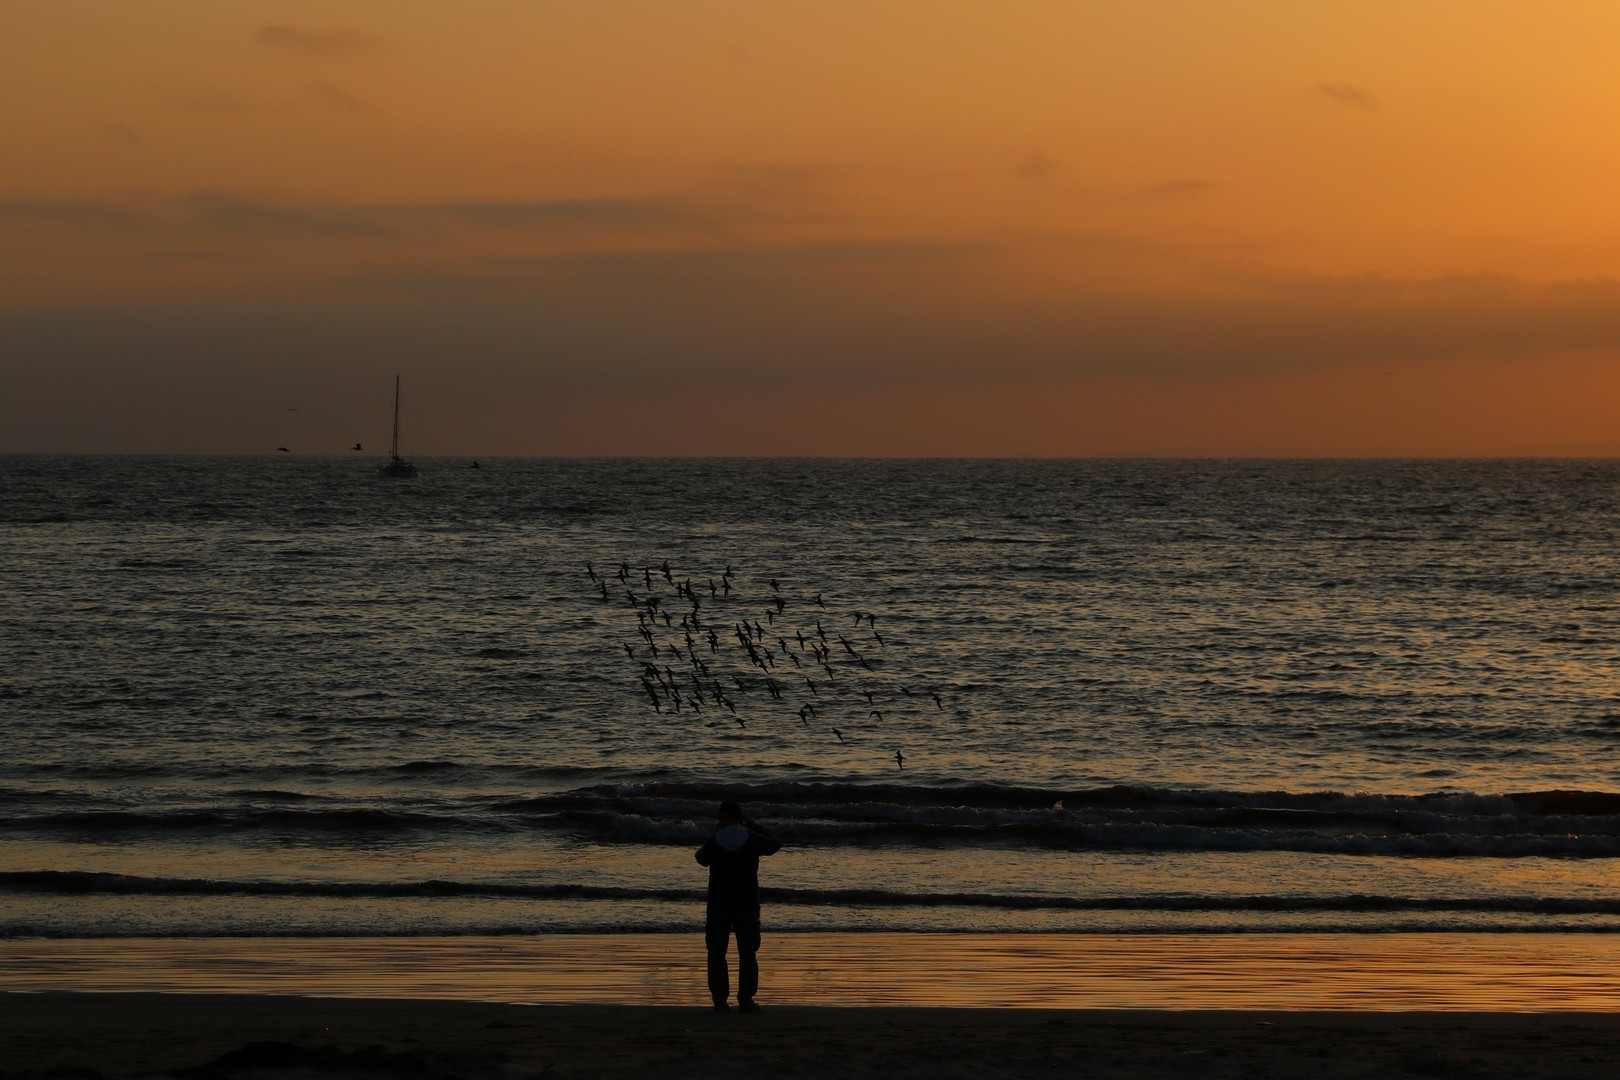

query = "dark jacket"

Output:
[[695, 822, 781, 905]]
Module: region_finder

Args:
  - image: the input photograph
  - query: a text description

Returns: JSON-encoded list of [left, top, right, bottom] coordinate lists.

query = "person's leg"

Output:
[[735, 904, 762, 1004], [704, 904, 732, 1006]]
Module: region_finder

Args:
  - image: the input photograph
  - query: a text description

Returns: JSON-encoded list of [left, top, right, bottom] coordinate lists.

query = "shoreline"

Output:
[[4, 994, 1620, 1079], [6, 931, 1620, 1011]]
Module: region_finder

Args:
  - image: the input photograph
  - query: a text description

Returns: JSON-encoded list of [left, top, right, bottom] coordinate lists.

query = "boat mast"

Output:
[[390, 375, 401, 461]]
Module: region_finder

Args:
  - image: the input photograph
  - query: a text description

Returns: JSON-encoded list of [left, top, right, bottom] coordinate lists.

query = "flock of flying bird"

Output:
[[587, 560, 950, 767]]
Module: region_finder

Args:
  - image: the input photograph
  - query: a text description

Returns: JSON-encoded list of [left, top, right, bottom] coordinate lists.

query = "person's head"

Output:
[[717, 800, 744, 824]]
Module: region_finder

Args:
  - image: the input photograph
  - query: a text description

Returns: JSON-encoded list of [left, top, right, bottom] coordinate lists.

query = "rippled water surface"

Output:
[[2, 456, 1618, 937]]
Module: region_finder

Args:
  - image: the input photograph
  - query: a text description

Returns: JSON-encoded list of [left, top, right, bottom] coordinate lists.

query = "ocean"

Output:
[[3, 455, 1619, 945]]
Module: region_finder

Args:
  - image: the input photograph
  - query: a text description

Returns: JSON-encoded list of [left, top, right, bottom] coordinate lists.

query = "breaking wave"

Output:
[[4, 780, 1618, 858]]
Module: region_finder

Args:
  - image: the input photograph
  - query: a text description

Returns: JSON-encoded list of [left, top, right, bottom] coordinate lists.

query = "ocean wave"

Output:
[[599, 814, 1620, 858], [8, 870, 1620, 918], [1, 761, 640, 784], [587, 778, 1620, 815], [0, 807, 511, 838], [3, 779, 1617, 856], [0, 871, 696, 902], [541, 780, 1620, 857]]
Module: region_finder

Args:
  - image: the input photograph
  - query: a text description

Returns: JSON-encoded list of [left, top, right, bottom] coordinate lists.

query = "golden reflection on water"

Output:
[[4, 934, 1620, 1010]]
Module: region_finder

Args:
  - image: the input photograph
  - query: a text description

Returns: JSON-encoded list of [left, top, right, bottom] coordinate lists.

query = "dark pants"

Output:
[[705, 901, 761, 1004]]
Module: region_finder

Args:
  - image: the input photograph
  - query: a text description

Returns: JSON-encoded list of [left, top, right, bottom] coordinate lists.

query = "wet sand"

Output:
[[5, 993, 1620, 1080], [7, 933, 1620, 1009], [7, 934, 1620, 1078]]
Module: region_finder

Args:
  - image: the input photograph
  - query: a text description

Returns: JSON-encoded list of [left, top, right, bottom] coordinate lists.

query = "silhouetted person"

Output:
[[695, 800, 780, 1012]]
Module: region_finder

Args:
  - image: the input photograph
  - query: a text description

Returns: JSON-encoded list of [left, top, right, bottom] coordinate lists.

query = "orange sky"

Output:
[[4, 0, 1620, 455]]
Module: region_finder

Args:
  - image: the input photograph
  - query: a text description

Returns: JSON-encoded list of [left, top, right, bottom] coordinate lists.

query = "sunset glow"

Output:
[[5, 1, 1620, 455]]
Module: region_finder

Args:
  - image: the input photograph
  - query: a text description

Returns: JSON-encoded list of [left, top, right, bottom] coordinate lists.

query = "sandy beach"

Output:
[[5, 993, 1620, 1080], [8, 935, 1617, 1078]]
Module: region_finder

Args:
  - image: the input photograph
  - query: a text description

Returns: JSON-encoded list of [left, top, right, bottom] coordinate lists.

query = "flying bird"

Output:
[[590, 559, 943, 760]]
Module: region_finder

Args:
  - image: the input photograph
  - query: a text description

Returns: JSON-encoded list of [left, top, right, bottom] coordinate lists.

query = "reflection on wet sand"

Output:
[[5, 932, 1620, 1010]]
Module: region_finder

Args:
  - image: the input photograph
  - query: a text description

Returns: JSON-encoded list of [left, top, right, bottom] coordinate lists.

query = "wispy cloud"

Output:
[[306, 82, 370, 115], [169, 84, 255, 115], [257, 25, 380, 57], [23, 181, 1618, 411], [426, 197, 721, 235], [181, 192, 396, 239], [11, 262, 1620, 414], [1142, 178, 1221, 200], [1013, 150, 1064, 183], [10, 222, 1620, 454], [1316, 82, 1380, 111], [280, 241, 1620, 396], [0, 190, 736, 247], [0, 199, 140, 226], [91, 119, 143, 147]]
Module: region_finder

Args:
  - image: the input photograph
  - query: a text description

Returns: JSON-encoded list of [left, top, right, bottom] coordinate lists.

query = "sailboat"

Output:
[[377, 375, 418, 478]]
